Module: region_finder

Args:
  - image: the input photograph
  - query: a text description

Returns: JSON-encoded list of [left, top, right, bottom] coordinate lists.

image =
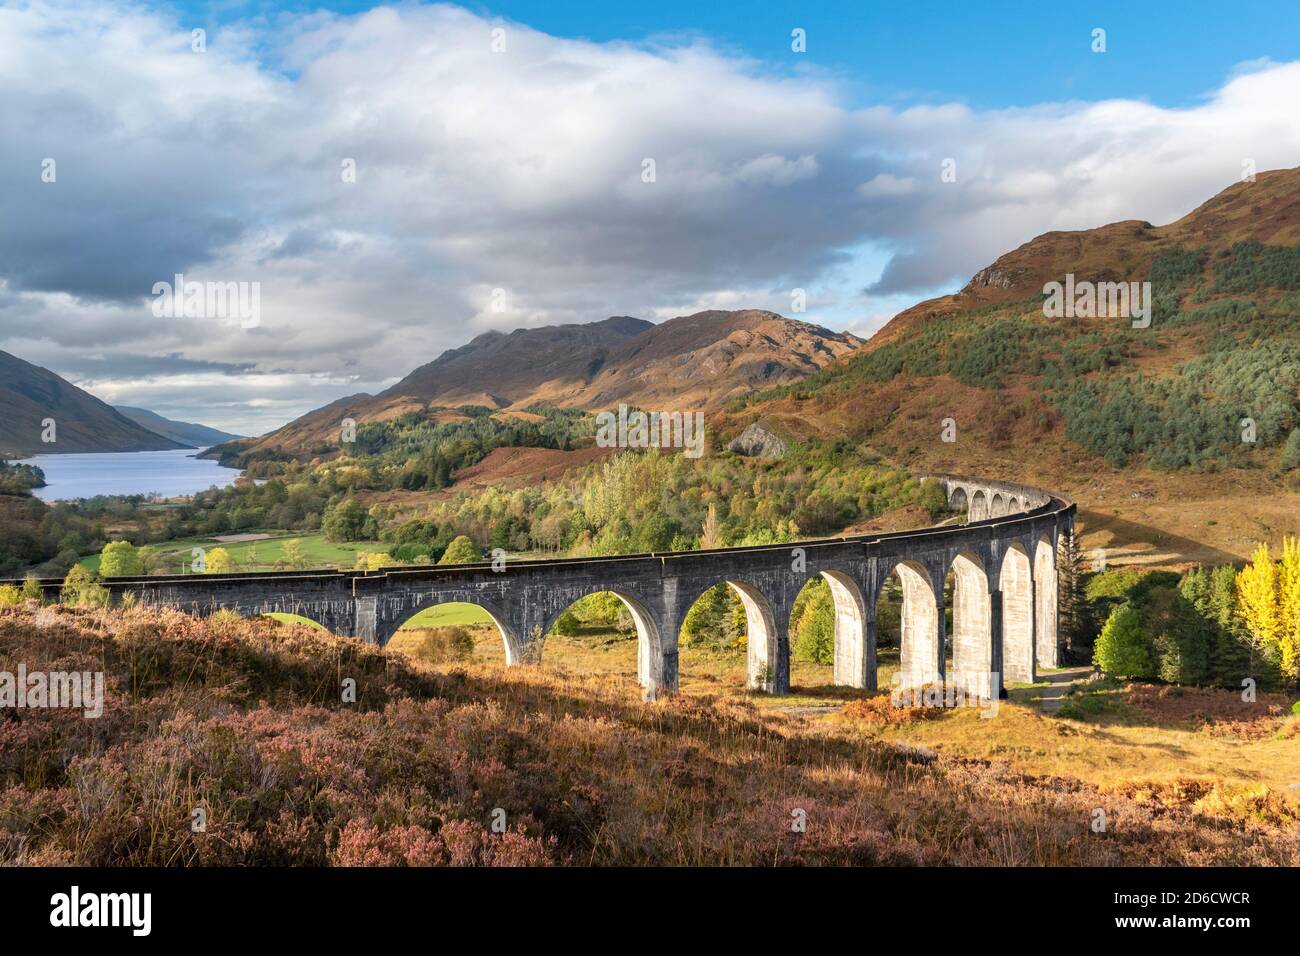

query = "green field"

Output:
[[398, 602, 493, 628], [263, 612, 327, 629], [80, 532, 388, 575]]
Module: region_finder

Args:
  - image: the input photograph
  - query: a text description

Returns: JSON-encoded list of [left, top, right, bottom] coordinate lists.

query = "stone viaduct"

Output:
[[14, 475, 1074, 700]]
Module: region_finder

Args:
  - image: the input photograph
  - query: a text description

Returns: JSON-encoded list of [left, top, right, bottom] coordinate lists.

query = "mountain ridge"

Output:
[[0, 351, 187, 457], [114, 406, 242, 448], [212, 309, 862, 461]]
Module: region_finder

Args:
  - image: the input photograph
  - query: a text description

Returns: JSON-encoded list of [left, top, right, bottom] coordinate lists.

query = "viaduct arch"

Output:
[[12, 474, 1074, 700]]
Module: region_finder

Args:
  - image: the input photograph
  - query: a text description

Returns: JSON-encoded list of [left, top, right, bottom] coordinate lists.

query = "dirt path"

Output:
[[1036, 665, 1093, 714]]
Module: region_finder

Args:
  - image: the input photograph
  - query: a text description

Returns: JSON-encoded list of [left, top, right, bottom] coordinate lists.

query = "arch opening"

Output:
[[386, 600, 522, 665], [788, 570, 870, 690], [999, 544, 1035, 683], [990, 493, 1008, 518], [947, 486, 969, 515], [970, 490, 989, 522], [542, 589, 664, 692], [678, 580, 785, 692]]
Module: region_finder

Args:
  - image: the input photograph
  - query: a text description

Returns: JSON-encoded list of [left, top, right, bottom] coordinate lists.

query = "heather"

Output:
[[1, 605, 1296, 866]]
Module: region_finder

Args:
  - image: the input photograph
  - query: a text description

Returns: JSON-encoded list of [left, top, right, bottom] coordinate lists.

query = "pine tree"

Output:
[[1182, 565, 1253, 687], [1057, 529, 1091, 658]]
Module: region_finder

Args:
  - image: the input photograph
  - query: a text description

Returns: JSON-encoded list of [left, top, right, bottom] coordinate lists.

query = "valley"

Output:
[[4, 166, 1300, 872]]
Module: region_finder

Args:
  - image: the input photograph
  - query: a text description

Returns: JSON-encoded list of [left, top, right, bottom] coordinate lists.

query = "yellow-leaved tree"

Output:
[[1236, 539, 1300, 683]]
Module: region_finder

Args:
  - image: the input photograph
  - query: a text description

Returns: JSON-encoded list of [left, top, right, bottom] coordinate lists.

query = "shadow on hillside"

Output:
[[1077, 510, 1241, 567]]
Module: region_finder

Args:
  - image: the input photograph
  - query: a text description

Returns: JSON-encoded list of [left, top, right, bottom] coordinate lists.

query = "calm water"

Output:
[[19, 449, 241, 501]]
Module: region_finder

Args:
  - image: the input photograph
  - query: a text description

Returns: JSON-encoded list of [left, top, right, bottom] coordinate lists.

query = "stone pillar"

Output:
[[1026, 573, 1038, 682], [934, 586, 948, 683], [832, 596, 877, 691], [988, 586, 1005, 699], [863, 604, 878, 691], [353, 595, 378, 644], [642, 579, 682, 701], [771, 615, 791, 695], [1036, 536, 1060, 669], [641, 627, 679, 701], [999, 547, 1036, 684]]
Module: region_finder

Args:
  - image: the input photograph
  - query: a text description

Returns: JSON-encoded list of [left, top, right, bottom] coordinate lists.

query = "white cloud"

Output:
[[1, 2, 1298, 434]]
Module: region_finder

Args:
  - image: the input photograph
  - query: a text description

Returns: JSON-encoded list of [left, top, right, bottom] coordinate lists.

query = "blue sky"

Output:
[[3, 1, 1299, 434], [172, 0, 1300, 108]]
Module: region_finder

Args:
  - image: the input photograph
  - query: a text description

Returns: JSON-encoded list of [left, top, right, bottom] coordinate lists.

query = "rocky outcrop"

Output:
[[728, 422, 787, 458]]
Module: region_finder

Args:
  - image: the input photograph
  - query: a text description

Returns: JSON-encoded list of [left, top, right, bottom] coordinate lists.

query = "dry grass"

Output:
[[1, 604, 1296, 866]]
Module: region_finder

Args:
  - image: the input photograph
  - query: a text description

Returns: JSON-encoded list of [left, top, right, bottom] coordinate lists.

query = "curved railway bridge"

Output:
[[12, 475, 1075, 700]]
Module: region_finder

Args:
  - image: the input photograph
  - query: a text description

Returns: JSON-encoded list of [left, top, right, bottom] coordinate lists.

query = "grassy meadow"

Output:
[[79, 532, 388, 575], [385, 618, 1300, 802]]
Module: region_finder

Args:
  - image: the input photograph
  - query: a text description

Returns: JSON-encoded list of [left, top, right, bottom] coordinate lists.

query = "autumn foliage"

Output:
[[1236, 538, 1300, 683]]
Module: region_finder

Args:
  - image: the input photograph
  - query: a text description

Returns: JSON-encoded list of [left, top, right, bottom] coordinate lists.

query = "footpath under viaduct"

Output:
[[15, 475, 1074, 700]]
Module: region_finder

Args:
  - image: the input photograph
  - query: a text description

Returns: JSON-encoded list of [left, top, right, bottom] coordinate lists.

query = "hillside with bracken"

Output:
[[720, 167, 1300, 564], [1, 603, 1294, 866]]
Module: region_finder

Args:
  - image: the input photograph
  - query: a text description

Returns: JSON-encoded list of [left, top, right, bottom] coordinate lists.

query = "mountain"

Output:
[[383, 315, 653, 408], [214, 310, 862, 460], [717, 166, 1300, 562], [0, 351, 186, 456], [114, 406, 241, 448]]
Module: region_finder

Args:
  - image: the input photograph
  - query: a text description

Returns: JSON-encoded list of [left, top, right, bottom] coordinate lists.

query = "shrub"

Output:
[[390, 542, 431, 564], [917, 478, 950, 521], [59, 565, 109, 608], [322, 497, 368, 542], [99, 540, 142, 577], [438, 535, 481, 565], [0, 584, 20, 607], [1093, 603, 1156, 678], [551, 610, 581, 637], [21, 575, 43, 602], [205, 548, 233, 574], [411, 626, 475, 664]]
